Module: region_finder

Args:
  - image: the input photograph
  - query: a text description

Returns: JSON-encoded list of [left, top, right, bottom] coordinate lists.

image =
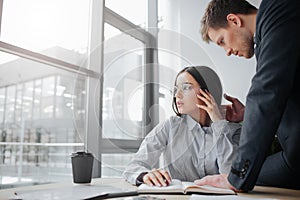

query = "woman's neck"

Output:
[[199, 115, 210, 127], [190, 110, 210, 127]]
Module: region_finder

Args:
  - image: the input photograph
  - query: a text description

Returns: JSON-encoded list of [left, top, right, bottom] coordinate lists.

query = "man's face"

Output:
[[208, 25, 254, 59]]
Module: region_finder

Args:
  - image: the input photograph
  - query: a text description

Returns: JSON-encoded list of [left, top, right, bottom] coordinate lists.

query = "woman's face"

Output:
[[174, 72, 203, 119]]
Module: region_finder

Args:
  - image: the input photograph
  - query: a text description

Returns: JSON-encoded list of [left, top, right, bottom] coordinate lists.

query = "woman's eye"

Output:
[[182, 84, 192, 91], [219, 39, 224, 45]]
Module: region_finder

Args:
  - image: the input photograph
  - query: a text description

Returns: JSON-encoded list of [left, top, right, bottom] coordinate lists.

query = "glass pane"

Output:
[[105, 0, 147, 28], [0, 88, 4, 124], [102, 154, 133, 177], [104, 23, 122, 40], [1, 0, 90, 66], [102, 23, 145, 140], [41, 77, 55, 119], [0, 51, 86, 188], [5, 86, 16, 124]]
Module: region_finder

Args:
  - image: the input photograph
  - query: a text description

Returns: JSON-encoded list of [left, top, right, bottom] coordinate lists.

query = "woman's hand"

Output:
[[142, 168, 172, 187], [196, 89, 224, 122]]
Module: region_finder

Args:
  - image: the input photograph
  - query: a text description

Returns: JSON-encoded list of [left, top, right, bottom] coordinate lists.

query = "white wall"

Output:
[[159, 0, 261, 104]]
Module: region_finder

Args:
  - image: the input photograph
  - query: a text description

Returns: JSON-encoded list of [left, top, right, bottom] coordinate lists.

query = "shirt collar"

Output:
[[185, 115, 208, 134], [184, 115, 199, 130]]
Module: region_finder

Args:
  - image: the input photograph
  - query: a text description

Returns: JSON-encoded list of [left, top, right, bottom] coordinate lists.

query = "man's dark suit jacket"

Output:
[[228, 0, 300, 191]]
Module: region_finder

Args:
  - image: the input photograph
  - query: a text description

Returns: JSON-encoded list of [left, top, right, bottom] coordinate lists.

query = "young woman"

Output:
[[123, 66, 241, 187]]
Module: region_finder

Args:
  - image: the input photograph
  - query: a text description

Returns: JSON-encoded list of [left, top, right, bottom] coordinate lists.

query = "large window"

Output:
[[99, 2, 157, 177], [1, 0, 233, 189], [0, 0, 92, 188], [0, 51, 87, 188], [103, 23, 145, 140], [0, 0, 159, 188]]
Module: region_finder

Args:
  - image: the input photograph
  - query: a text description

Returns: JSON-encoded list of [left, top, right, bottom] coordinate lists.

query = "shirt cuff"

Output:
[[135, 172, 148, 186], [211, 120, 227, 135]]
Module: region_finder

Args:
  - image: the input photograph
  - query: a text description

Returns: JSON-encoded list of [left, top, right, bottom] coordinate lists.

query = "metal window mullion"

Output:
[[104, 7, 152, 45], [85, 0, 105, 178], [0, 41, 100, 79], [143, 0, 159, 137], [0, 0, 3, 37]]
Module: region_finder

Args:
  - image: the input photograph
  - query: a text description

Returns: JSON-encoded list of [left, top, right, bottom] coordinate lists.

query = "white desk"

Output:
[[0, 178, 300, 200]]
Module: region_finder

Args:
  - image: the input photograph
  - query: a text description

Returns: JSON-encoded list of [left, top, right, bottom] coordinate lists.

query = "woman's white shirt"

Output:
[[123, 114, 241, 185]]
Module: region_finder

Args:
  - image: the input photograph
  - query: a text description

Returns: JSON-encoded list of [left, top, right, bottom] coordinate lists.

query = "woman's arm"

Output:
[[122, 121, 169, 185], [196, 88, 241, 173], [211, 121, 241, 174]]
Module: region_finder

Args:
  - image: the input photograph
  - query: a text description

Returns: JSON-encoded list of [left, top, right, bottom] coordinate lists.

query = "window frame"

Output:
[[98, 0, 158, 168], [0, 0, 159, 180]]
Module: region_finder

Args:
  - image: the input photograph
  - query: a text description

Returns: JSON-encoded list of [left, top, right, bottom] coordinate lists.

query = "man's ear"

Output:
[[226, 14, 242, 27]]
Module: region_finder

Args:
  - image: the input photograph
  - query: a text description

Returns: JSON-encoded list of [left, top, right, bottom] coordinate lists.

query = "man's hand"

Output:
[[194, 174, 241, 192], [143, 168, 172, 187], [224, 93, 245, 123]]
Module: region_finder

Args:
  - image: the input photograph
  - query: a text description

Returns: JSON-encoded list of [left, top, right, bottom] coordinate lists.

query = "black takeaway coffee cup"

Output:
[[71, 151, 94, 184]]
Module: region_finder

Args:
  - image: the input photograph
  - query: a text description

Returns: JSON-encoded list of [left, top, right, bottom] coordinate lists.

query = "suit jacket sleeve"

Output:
[[228, 0, 300, 191]]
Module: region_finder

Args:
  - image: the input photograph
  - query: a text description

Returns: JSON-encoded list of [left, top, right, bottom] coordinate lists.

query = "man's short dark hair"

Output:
[[201, 0, 257, 43]]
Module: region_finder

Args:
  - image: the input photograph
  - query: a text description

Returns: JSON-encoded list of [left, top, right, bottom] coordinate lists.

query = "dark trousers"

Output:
[[256, 151, 300, 189]]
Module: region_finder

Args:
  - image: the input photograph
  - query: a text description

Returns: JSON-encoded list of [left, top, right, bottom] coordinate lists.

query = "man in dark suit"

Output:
[[195, 0, 300, 191]]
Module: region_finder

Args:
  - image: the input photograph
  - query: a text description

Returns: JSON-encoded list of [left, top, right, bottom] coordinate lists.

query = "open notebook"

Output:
[[10, 180, 235, 200], [138, 179, 236, 195]]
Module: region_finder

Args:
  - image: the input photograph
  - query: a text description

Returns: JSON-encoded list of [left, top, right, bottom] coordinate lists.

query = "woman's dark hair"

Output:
[[172, 66, 209, 116]]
